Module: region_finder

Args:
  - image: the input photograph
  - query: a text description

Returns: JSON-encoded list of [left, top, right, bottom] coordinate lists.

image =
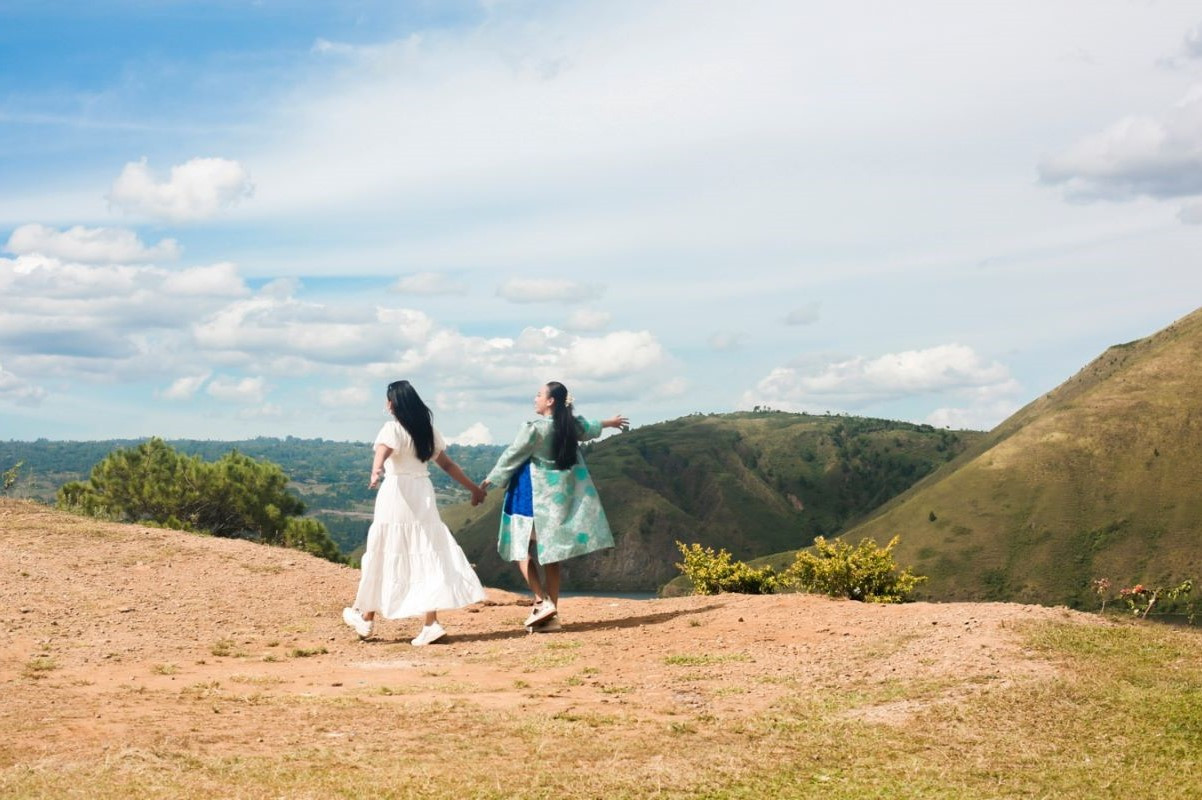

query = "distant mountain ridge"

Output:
[[831, 306, 1202, 607], [441, 412, 983, 591]]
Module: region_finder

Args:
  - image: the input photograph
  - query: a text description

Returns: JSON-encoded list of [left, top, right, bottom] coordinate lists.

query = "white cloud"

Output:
[[0, 363, 46, 406], [206, 375, 268, 403], [238, 402, 283, 419], [360, 324, 670, 410], [926, 399, 1019, 431], [1039, 85, 1202, 202], [5, 224, 180, 263], [564, 308, 611, 332], [741, 344, 1017, 411], [108, 157, 254, 222], [191, 289, 436, 367], [1185, 23, 1202, 59], [161, 262, 248, 296], [784, 301, 821, 326], [0, 254, 251, 371], [447, 422, 493, 446], [561, 330, 666, 379], [160, 372, 211, 400], [1180, 200, 1202, 224], [708, 331, 745, 351], [650, 376, 689, 400], [391, 271, 468, 295], [319, 385, 372, 408], [496, 279, 603, 304]]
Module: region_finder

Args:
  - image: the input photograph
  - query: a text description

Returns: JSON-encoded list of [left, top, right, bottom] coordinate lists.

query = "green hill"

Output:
[[821, 306, 1202, 607], [441, 411, 983, 591]]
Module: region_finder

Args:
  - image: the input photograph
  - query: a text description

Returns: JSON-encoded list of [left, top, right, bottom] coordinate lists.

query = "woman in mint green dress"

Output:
[[481, 381, 628, 630]]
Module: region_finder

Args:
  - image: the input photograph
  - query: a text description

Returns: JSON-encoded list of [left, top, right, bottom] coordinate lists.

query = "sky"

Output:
[[3, 0, 1202, 446]]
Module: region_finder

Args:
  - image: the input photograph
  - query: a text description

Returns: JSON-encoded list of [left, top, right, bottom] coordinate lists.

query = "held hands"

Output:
[[470, 482, 489, 506]]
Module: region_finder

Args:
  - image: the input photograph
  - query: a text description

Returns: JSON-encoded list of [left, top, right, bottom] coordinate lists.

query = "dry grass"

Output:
[[6, 619, 1202, 798]]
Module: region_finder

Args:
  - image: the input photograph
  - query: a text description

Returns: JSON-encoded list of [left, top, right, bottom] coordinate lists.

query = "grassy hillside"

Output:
[[827, 306, 1202, 607], [442, 411, 983, 591]]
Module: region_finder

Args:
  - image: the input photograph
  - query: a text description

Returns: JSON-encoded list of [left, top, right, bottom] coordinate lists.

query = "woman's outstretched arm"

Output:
[[434, 451, 487, 505], [602, 414, 629, 431]]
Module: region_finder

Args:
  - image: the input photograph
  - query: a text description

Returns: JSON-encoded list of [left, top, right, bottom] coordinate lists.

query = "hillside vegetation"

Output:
[[443, 412, 982, 591], [0, 437, 503, 557], [830, 306, 1202, 607]]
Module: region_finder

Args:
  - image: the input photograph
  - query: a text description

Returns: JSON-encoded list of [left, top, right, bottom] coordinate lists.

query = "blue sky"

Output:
[[3, 1, 1202, 445]]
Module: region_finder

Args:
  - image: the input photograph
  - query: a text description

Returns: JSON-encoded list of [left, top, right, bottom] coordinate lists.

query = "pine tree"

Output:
[[57, 438, 342, 562]]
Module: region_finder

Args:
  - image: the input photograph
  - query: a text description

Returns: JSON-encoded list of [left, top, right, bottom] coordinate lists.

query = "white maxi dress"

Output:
[[353, 421, 486, 618]]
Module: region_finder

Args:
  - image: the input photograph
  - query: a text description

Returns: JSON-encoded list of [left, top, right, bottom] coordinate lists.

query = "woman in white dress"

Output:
[[342, 380, 487, 646]]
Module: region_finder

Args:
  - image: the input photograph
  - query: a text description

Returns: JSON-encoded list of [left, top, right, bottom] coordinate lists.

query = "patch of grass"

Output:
[[230, 674, 283, 686], [528, 649, 579, 669], [712, 686, 748, 697], [150, 663, 179, 675], [179, 681, 222, 700], [210, 639, 238, 657], [544, 640, 581, 650], [22, 656, 57, 678], [288, 646, 328, 658], [664, 652, 752, 666], [241, 563, 284, 574], [378, 686, 417, 696]]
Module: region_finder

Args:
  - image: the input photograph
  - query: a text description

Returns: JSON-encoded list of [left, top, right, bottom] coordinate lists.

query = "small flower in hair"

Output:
[[565, 393, 575, 407]]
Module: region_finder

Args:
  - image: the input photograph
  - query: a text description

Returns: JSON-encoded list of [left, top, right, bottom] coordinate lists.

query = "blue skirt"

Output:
[[497, 460, 536, 561], [502, 460, 534, 517]]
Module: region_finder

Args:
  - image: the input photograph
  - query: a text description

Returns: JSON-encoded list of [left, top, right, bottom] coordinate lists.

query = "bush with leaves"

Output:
[[1118, 580, 1194, 621], [2, 461, 22, 494], [674, 541, 779, 595], [781, 535, 925, 603], [56, 438, 342, 562]]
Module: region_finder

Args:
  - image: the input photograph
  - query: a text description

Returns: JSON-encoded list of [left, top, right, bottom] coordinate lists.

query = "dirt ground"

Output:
[[0, 499, 1098, 777]]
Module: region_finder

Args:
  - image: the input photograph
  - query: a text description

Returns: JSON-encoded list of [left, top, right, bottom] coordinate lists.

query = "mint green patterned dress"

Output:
[[485, 416, 614, 564]]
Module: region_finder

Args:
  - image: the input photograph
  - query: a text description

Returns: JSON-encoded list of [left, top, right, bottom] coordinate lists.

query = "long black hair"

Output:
[[546, 381, 578, 470], [386, 380, 436, 462]]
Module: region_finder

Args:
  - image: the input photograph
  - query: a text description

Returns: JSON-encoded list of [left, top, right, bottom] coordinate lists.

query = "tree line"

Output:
[[54, 438, 343, 562]]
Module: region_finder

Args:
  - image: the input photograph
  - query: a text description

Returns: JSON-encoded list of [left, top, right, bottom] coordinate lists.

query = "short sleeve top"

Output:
[[374, 420, 446, 477]]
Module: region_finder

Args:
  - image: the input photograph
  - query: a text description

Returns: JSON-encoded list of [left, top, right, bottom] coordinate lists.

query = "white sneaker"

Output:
[[342, 607, 373, 639], [526, 616, 562, 634], [523, 599, 557, 628], [411, 621, 446, 646]]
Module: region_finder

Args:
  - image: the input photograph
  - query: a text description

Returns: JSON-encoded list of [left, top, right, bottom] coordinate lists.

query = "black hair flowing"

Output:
[[546, 381, 578, 470], [386, 380, 436, 462]]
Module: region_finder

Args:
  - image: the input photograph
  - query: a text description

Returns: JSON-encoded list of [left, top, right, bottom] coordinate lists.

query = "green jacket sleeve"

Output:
[[485, 421, 541, 487], [576, 416, 603, 442]]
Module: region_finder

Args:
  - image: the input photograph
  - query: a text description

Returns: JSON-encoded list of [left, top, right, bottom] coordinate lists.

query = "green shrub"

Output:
[[674, 541, 778, 595], [56, 438, 343, 562], [2, 461, 22, 494], [782, 535, 925, 603]]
